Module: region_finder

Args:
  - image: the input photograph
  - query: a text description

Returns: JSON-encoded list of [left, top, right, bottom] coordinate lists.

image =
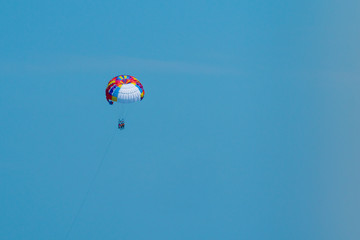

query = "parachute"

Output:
[[105, 75, 145, 130]]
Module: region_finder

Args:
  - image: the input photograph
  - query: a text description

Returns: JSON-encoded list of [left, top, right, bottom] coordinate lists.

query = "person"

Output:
[[118, 119, 125, 130]]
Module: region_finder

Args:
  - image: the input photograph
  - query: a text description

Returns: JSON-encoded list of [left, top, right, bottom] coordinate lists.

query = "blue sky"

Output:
[[1, 0, 359, 239]]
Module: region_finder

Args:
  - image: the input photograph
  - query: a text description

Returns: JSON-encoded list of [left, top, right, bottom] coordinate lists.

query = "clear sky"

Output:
[[1, 0, 359, 240]]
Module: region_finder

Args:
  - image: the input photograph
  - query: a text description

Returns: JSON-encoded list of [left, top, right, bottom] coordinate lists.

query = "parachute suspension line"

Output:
[[64, 131, 117, 240], [120, 103, 135, 122], [118, 104, 130, 120], [118, 104, 130, 130]]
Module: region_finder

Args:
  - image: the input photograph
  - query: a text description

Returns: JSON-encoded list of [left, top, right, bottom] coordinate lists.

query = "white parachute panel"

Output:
[[116, 84, 141, 103]]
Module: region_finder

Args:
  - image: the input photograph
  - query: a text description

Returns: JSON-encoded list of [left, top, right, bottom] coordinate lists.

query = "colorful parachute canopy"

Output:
[[105, 75, 145, 105]]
